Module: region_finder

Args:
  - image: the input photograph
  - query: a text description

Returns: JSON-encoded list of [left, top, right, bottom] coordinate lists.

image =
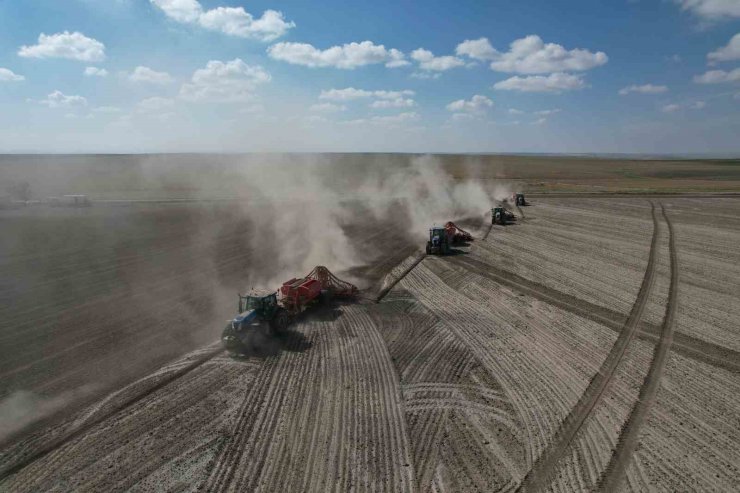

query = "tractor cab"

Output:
[[222, 290, 281, 352], [514, 193, 526, 206], [492, 207, 513, 225], [238, 290, 278, 316], [426, 226, 450, 255]]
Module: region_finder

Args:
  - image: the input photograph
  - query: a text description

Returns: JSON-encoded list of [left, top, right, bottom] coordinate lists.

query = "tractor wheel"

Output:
[[426, 242, 431, 255], [270, 309, 289, 334]]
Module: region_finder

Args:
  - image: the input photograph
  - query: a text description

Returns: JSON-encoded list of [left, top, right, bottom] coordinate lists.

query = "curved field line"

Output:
[[449, 255, 738, 373], [0, 345, 224, 481], [597, 203, 679, 491], [516, 201, 661, 493], [483, 224, 493, 241], [376, 253, 426, 302]]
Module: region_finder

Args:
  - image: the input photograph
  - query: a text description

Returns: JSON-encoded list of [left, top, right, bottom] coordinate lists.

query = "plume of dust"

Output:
[[0, 386, 99, 444]]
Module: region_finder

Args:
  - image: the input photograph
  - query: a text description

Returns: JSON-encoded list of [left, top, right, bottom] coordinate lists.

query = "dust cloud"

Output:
[[0, 386, 99, 444]]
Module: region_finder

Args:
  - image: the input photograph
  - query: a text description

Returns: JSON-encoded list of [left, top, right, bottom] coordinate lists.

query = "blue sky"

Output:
[[0, 0, 739, 154]]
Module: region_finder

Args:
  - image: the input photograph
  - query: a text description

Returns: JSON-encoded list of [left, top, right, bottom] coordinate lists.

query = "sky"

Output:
[[0, 0, 739, 154]]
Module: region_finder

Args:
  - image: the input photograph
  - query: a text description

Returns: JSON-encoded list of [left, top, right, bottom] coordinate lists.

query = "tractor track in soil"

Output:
[[0, 345, 225, 481], [597, 203, 680, 492], [376, 253, 427, 302], [515, 201, 661, 493], [449, 254, 738, 374]]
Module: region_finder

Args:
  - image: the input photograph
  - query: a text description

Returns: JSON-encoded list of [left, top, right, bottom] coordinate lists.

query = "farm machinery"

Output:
[[512, 193, 526, 206], [444, 221, 473, 244], [426, 226, 452, 255], [221, 266, 358, 352], [492, 207, 516, 225]]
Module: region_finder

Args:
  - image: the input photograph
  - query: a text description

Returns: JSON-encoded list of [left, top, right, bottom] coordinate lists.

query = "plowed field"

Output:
[[2, 196, 739, 492]]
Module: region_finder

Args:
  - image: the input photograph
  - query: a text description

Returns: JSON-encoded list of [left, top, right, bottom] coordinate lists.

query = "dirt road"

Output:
[[1, 197, 739, 492]]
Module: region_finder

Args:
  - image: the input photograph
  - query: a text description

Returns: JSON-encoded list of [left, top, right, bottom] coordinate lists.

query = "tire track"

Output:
[[597, 203, 680, 492], [449, 255, 739, 373], [0, 345, 224, 481], [516, 201, 661, 493], [376, 253, 427, 302]]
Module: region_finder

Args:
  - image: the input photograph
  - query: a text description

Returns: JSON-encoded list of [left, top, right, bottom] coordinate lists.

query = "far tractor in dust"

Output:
[[513, 193, 526, 206], [221, 266, 357, 353], [492, 207, 516, 225]]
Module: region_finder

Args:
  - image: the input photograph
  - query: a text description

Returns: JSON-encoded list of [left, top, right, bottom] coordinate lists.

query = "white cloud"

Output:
[[662, 103, 680, 113], [128, 66, 173, 84], [485, 35, 607, 74], [690, 100, 707, 109], [446, 95, 493, 114], [84, 66, 108, 77], [92, 106, 122, 113], [493, 72, 586, 92], [0, 68, 24, 81], [508, 108, 524, 115], [370, 112, 419, 125], [370, 98, 415, 108], [150, 0, 294, 41], [532, 118, 547, 125], [674, 0, 740, 20], [693, 67, 740, 83], [136, 97, 175, 112], [618, 84, 669, 95], [410, 71, 442, 79], [18, 31, 105, 62], [708, 33, 740, 63], [455, 37, 499, 61], [451, 113, 475, 122], [267, 41, 407, 69], [411, 48, 464, 71], [309, 102, 346, 112], [34, 90, 88, 108], [319, 88, 414, 101], [535, 108, 562, 116], [180, 58, 270, 102]]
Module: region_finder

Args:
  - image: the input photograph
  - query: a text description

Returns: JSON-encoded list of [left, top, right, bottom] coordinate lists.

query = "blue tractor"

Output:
[[221, 290, 289, 353], [426, 226, 451, 255]]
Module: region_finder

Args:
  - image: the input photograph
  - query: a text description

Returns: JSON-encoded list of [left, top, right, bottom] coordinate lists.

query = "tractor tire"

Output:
[[426, 243, 431, 255], [270, 309, 289, 334]]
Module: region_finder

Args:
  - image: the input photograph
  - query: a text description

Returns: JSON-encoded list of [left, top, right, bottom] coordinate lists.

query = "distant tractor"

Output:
[[426, 226, 452, 255], [513, 193, 526, 206], [492, 207, 516, 225], [221, 266, 357, 353]]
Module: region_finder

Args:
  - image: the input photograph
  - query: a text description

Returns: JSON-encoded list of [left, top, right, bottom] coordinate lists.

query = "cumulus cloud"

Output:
[[319, 88, 414, 101], [693, 67, 740, 83], [34, 90, 88, 108], [508, 108, 524, 115], [493, 72, 586, 92], [267, 41, 407, 69], [84, 66, 108, 77], [150, 0, 294, 41], [411, 48, 464, 71], [618, 84, 669, 95], [674, 0, 740, 20], [662, 101, 706, 112], [136, 96, 175, 112], [446, 95, 493, 114], [485, 35, 607, 74], [535, 108, 562, 116], [532, 117, 548, 125], [128, 66, 173, 84], [455, 37, 499, 61], [180, 58, 270, 102], [18, 31, 105, 62], [370, 98, 416, 108], [369, 112, 419, 125], [0, 68, 24, 81], [309, 102, 346, 112], [708, 33, 740, 63], [410, 71, 442, 80]]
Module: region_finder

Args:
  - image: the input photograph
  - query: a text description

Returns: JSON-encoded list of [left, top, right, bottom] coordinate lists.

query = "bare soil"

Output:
[[2, 192, 739, 492]]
